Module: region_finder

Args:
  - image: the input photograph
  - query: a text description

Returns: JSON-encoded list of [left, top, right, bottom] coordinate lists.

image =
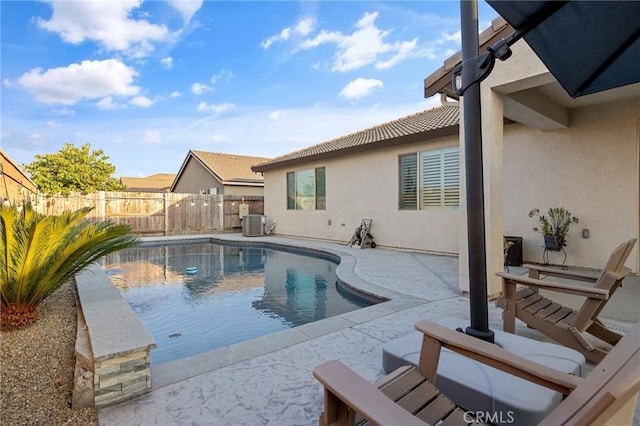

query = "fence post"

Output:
[[164, 193, 169, 236], [98, 191, 106, 221], [218, 195, 224, 231]]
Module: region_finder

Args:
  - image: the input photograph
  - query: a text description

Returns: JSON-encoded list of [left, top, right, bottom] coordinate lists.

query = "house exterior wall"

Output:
[[173, 157, 265, 196], [224, 185, 264, 197], [172, 157, 224, 194], [262, 135, 460, 254], [459, 39, 639, 298], [503, 97, 639, 272]]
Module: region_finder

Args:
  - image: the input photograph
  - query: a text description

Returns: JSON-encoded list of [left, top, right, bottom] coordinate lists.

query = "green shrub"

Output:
[[1, 205, 139, 329]]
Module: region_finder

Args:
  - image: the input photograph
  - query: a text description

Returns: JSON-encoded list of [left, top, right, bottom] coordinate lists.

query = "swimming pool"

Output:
[[102, 242, 373, 365]]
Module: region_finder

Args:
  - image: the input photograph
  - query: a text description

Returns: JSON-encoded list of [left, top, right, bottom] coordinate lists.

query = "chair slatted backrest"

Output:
[[581, 239, 637, 324], [540, 322, 640, 426], [602, 239, 636, 276]]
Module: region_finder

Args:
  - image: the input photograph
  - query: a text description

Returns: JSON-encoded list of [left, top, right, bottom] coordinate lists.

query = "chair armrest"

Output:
[[414, 320, 582, 395], [524, 264, 600, 283], [313, 360, 428, 426], [496, 272, 610, 299]]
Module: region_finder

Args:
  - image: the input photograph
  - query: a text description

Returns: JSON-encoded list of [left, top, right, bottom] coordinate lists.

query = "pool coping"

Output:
[[80, 234, 431, 395]]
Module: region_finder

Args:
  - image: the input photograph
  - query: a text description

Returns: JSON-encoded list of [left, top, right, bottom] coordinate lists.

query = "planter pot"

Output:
[[544, 235, 564, 252]]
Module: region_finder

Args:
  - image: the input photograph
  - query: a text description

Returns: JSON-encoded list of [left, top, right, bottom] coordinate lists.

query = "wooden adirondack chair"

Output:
[[313, 319, 640, 426], [496, 238, 636, 363]]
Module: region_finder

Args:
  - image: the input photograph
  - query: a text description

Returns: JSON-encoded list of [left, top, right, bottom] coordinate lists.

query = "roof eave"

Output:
[[424, 17, 511, 98], [252, 124, 459, 173]]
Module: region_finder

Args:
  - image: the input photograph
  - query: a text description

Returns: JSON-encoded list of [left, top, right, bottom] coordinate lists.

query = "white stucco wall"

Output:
[[262, 135, 461, 255], [458, 39, 639, 297], [503, 98, 639, 271]]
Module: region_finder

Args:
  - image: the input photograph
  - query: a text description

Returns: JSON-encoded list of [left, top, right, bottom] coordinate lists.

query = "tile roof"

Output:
[[190, 151, 271, 182], [120, 173, 176, 192], [252, 105, 459, 172]]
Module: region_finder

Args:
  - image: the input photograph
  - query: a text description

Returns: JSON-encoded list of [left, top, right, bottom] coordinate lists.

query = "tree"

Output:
[[25, 143, 126, 196], [0, 204, 139, 329]]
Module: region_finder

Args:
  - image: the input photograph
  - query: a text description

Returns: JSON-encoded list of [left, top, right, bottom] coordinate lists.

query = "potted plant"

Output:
[[528, 207, 579, 251]]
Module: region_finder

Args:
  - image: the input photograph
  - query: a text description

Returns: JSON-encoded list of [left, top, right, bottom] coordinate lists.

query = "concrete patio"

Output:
[[98, 234, 639, 425]]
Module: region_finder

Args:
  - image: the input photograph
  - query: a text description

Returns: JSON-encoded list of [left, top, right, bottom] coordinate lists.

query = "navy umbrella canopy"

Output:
[[452, 0, 640, 342], [486, 0, 640, 98]]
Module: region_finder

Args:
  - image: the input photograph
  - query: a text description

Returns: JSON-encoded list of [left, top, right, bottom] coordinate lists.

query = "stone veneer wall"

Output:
[[74, 264, 156, 409], [93, 350, 152, 408]]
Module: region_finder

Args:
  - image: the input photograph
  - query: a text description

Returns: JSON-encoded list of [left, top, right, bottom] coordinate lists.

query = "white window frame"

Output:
[[399, 147, 460, 209]]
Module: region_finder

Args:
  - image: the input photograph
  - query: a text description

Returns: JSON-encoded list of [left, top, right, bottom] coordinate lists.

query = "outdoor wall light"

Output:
[[451, 34, 516, 96]]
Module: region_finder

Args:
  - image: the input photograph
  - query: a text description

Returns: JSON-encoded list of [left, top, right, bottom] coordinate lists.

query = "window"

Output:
[[399, 147, 459, 209], [287, 167, 326, 210], [399, 153, 417, 209]]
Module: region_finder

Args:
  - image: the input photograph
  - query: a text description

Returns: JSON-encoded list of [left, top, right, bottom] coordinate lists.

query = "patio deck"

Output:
[[98, 234, 639, 425]]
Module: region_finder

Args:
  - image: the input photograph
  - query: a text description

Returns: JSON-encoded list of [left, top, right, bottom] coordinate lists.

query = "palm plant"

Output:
[[1, 205, 139, 329]]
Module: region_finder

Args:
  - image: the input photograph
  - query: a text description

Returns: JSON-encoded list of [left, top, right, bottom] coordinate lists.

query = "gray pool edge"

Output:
[[78, 234, 430, 394]]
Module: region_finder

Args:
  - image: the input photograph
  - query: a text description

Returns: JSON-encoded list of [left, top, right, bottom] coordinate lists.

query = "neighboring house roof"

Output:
[[171, 150, 271, 191], [0, 149, 38, 193], [252, 105, 460, 172], [424, 17, 511, 99], [120, 173, 176, 192]]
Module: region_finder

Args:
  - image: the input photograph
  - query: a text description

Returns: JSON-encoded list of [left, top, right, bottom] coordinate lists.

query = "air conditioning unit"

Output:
[[242, 215, 265, 237]]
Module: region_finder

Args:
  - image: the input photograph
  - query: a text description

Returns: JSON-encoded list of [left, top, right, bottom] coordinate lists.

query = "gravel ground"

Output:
[[1, 281, 98, 425]]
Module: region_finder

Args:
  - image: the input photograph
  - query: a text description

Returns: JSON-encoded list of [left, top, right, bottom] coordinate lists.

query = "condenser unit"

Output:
[[242, 214, 265, 237]]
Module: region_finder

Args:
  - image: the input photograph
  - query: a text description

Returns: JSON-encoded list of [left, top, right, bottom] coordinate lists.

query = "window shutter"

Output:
[[420, 152, 442, 207], [442, 149, 460, 206], [399, 154, 417, 209], [286, 172, 295, 210]]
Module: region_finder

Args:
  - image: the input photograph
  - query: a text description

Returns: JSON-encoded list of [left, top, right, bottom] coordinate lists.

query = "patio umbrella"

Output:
[[486, 1, 640, 98], [453, 0, 640, 342]]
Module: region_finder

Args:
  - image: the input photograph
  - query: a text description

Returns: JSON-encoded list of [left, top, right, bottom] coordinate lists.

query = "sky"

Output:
[[1, 0, 498, 178]]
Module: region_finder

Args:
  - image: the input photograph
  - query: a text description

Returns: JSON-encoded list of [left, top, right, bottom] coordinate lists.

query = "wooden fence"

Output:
[[32, 192, 264, 236]]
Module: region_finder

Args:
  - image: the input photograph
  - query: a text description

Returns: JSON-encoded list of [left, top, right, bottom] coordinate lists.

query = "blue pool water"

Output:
[[102, 242, 373, 365]]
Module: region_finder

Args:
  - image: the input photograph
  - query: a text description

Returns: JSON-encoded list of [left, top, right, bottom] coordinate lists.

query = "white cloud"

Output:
[[46, 119, 61, 128], [210, 69, 234, 84], [269, 110, 287, 120], [130, 95, 153, 107], [111, 137, 124, 144], [261, 17, 317, 49], [36, 0, 172, 58], [170, 90, 182, 98], [96, 96, 120, 110], [191, 82, 211, 95], [375, 39, 418, 70], [17, 59, 140, 105], [190, 71, 232, 96], [161, 56, 173, 69], [167, 0, 203, 23], [441, 30, 461, 43], [339, 78, 383, 100], [197, 102, 234, 113], [3, 78, 13, 88], [301, 11, 418, 72], [142, 129, 162, 145], [53, 107, 76, 116]]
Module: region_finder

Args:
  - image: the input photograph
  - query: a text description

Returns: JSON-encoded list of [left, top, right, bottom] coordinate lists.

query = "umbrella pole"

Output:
[[460, 0, 494, 343]]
